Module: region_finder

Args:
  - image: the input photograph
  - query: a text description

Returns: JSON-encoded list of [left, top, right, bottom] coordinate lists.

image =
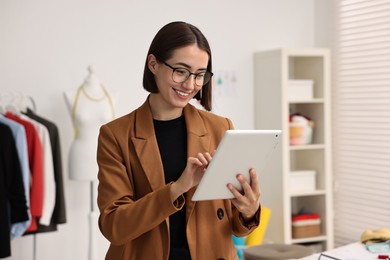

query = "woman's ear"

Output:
[[148, 54, 158, 74]]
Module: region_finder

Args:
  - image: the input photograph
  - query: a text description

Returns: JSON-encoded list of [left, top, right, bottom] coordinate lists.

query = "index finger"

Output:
[[249, 168, 260, 193], [203, 152, 212, 163]]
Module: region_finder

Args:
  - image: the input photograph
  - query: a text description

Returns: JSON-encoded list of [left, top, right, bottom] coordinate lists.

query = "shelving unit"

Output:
[[254, 48, 333, 251]]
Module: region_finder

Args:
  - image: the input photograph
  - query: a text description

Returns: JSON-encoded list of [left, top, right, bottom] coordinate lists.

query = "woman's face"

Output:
[[148, 44, 209, 118]]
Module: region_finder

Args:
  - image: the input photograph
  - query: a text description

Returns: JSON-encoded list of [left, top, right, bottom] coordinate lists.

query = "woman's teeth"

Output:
[[175, 89, 190, 97]]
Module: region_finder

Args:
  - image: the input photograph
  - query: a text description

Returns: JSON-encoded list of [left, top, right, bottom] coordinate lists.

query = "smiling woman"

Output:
[[96, 21, 262, 260], [147, 44, 210, 120]]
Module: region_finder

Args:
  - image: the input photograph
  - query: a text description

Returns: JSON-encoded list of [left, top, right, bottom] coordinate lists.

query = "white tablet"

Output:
[[192, 129, 282, 201]]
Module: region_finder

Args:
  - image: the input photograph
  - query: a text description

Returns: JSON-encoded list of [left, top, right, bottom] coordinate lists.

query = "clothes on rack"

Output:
[[0, 122, 29, 258], [19, 113, 56, 227], [0, 114, 31, 237], [23, 108, 67, 234], [5, 111, 44, 233], [0, 108, 67, 258]]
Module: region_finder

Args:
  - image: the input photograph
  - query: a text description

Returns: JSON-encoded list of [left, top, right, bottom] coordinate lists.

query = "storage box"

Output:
[[292, 223, 321, 238], [292, 213, 321, 238], [289, 171, 316, 192], [287, 80, 314, 100]]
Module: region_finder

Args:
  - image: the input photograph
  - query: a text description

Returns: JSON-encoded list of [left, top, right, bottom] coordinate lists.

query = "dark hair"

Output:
[[143, 21, 213, 111]]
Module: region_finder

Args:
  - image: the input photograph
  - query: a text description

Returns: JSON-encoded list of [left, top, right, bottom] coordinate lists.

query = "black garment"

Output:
[[23, 108, 67, 234], [0, 123, 28, 258], [153, 115, 191, 260]]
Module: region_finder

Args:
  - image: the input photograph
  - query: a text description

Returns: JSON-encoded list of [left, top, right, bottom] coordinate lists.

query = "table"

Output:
[[298, 242, 379, 260]]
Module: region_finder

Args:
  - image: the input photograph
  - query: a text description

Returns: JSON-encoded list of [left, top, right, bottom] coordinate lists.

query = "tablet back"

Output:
[[192, 129, 281, 201]]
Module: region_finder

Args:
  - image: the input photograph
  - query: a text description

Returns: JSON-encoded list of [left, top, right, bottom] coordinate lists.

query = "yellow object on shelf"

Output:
[[245, 207, 271, 246]]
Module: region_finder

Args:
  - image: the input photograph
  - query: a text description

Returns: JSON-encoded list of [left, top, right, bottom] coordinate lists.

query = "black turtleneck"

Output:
[[153, 115, 191, 260]]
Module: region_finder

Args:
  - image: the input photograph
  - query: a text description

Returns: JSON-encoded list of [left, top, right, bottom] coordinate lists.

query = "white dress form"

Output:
[[64, 65, 115, 181], [64, 66, 115, 260]]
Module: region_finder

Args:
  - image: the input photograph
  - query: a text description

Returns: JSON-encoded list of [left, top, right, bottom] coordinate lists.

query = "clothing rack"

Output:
[[89, 181, 99, 260], [33, 235, 37, 260], [1, 93, 66, 259]]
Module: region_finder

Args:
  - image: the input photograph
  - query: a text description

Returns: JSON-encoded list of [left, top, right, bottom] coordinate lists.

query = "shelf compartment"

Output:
[[291, 195, 328, 240], [289, 103, 325, 145], [289, 149, 325, 191], [288, 55, 325, 99]]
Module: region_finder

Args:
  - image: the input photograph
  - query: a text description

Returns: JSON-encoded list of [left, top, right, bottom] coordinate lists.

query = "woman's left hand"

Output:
[[227, 168, 261, 221]]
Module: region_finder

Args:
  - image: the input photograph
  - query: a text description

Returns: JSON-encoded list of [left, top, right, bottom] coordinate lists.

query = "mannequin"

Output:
[[64, 65, 115, 181], [64, 65, 115, 260]]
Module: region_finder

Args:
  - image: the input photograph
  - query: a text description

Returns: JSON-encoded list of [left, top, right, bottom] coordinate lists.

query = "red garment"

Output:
[[6, 112, 43, 232]]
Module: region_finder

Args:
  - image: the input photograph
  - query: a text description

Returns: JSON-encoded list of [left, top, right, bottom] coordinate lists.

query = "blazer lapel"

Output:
[[184, 105, 210, 157], [131, 101, 211, 220], [131, 99, 165, 191], [184, 105, 211, 221]]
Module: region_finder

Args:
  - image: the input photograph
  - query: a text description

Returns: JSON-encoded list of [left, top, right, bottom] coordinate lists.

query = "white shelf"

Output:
[[292, 235, 328, 244], [289, 98, 324, 104], [289, 144, 325, 150], [254, 48, 333, 250], [290, 190, 326, 197]]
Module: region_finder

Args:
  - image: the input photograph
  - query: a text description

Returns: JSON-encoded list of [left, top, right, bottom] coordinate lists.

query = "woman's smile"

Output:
[[173, 87, 193, 98]]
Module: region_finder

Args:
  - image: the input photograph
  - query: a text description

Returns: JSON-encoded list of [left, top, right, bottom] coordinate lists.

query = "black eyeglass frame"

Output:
[[161, 61, 213, 87]]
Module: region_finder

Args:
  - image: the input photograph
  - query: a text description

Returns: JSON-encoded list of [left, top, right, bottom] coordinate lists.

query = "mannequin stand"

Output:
[[88, 181, 98, 260]]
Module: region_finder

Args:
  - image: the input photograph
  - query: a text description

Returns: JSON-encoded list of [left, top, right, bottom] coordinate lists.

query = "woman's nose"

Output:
[[181, 75, 197, 89]]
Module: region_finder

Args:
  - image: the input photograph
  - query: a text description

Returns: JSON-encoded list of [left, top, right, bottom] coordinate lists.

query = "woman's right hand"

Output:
[[170, 152, 212, 202]]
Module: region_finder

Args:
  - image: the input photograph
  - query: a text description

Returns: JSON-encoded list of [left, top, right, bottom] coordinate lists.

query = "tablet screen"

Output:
[[192, 129, 281, 201]]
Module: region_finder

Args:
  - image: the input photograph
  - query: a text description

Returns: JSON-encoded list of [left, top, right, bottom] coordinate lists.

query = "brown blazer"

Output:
[[97, 98, 260, 260]]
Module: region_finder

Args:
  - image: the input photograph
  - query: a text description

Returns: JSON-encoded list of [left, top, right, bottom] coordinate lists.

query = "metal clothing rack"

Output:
[[33, 235, 37, 260], [89, 181, 99, 260]]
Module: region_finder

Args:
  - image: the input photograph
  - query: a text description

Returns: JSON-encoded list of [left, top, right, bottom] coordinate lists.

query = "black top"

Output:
[[153, 115, 191, 260]]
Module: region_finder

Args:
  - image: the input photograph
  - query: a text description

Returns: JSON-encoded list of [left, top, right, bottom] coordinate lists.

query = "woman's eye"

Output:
[[175, 69, 188, 76], [196, 73, 205, 79]]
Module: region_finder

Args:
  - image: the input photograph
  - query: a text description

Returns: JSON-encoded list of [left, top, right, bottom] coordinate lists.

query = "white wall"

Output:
[[1, 0, 331, 259]]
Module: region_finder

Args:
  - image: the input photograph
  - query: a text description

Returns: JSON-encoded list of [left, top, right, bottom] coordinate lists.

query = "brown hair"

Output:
[[143, 21, 213, 111]]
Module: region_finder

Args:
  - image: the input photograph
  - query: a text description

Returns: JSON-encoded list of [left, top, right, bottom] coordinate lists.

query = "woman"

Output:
[[97, 21, 261, 260]]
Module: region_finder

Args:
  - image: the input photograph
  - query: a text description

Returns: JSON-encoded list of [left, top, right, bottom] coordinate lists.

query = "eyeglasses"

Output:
[[162, 61, 213, 87]]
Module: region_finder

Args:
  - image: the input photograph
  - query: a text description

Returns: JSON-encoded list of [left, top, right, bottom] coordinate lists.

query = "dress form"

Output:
[[64, 66, 115, 260], [64, 65, 115, 181]]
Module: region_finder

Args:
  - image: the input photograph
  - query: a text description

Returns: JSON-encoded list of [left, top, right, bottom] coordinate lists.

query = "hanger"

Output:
[[27, 95, 37, 112], [5, 92, 22, 115], [19, 94, 37, 113]]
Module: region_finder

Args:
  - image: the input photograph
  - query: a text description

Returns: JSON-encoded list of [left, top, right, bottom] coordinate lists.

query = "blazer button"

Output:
[[217, 208, 224, 220]]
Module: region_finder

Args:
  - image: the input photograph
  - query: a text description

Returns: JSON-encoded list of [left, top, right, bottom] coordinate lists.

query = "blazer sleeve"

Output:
[[230, 202, 261, 236], [97, 124, 185, 246]]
